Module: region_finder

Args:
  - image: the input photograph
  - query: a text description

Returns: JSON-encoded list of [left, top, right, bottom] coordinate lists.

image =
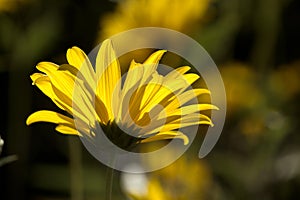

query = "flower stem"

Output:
[[105, 166, 115, 200], [68, 137, 83, 200]]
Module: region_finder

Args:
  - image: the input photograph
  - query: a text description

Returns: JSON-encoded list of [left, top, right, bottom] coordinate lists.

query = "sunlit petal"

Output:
[[26, 110, 74, 127], [141, 131, 189, 145], [95, 39, 121, 120]]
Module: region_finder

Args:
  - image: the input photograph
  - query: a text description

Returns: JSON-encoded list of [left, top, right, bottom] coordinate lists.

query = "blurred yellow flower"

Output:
[[0, 0, 27, 12], [98, 0, 210, 42], [268, 61, 300, 101], [220, 63, 264, 114], [123, 156, 212, 200], [239, 114, 266, 137], [26, 39, 217, 148]]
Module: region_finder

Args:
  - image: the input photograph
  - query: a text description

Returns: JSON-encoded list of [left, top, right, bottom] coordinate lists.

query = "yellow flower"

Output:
[[220, 63, 264, 114], [26, 39, 217, 148], [0, 0, 27, 12], [268, 61, 300, 102], [98, 0, 210, 42], [123, 155, 212, 200]]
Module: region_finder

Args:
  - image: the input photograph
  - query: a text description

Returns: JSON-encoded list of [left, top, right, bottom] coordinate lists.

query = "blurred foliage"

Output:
[[0, 0, 300, 200], [0, 135, 17, 167]]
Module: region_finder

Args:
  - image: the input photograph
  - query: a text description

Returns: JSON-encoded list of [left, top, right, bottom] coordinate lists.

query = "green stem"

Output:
[[68, 137, 84, 200], [251, 0, 282, 77], [105, 166, 115, 200]]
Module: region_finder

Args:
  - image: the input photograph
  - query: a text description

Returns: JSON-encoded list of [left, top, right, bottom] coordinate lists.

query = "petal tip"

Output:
[[214, 105, 220, 110], [26, 115, 33, 126], [183, 137, 189, 145]]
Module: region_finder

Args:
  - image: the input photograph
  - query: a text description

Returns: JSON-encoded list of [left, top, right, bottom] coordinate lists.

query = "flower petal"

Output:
[[66, 46, 96, 89], [164, 88, 210, 111], [95, 39, 121, 121], [31, 74, 72, 112], [36, 62, 75, 98], [141, 50, 166, 84], [35, 62, 100, 127], [26, 110, 75, 127], [55, 125, 80, 135], [182, 73, 200, 85], [117, 60, 144, 122], [164, 104, 219, 117], [165, 66, 191, 79], [144, 113, 213, 134], [141, 131, 189, 145], [143, 50, 167, 65]]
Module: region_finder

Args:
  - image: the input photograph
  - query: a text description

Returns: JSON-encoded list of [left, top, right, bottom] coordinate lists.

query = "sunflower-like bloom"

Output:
[[122, 155, 211, 200], [99, 0, 210, 42], [26, 39, 217, 148]]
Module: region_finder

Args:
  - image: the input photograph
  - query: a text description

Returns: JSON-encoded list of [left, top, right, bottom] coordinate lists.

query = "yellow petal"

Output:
[[95, 39, 119, 79], [166, 104, 219, 117], [141, 131, 189, 145], [126, 75, 164, 126], [95, 39, 121, 121], [26, 110, 75, 127], [35, 62, 99, 127], [58, 64, 79, 77], [55, 125, 80, 135], [141, 50, 166, 83], [67, 46, 88, 70], [95, 95, 109, 124], [36, 62, 75, 98], [33, 69, 92, 125], [122, 60, 144, 95], [182, 73, 200, 85], [36, 61, 59, 72], [164, 88, 210, 111], [58, 64, 95, 98], [31, 71, 85, 122], [138, 73, 163, 111], [27, 111, 88, 136], [175, 66, 191, 74], [167, 113, 213, 125], [117, 60, 144, 121], [165, 66, 191, 79], [143, 50, 167, 65], [66, 47, 96, 88], [199, 104, 219, 111], [30, 73, 45, 82], [164, 67, 200, 96], [145, 113, 213, 134], [122, 50, 167, 125], [32, 75, 72, 112], [137, 78, 187, 121]]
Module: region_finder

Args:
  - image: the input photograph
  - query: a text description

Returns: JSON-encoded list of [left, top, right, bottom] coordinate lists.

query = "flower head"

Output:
[[122, 154, 212, 200], [98, 0, 210, 42], [26, 39, 217, 149]]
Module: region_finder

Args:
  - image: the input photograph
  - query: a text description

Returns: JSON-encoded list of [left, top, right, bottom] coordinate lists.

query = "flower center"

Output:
[[100, 121, 143, 151]]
